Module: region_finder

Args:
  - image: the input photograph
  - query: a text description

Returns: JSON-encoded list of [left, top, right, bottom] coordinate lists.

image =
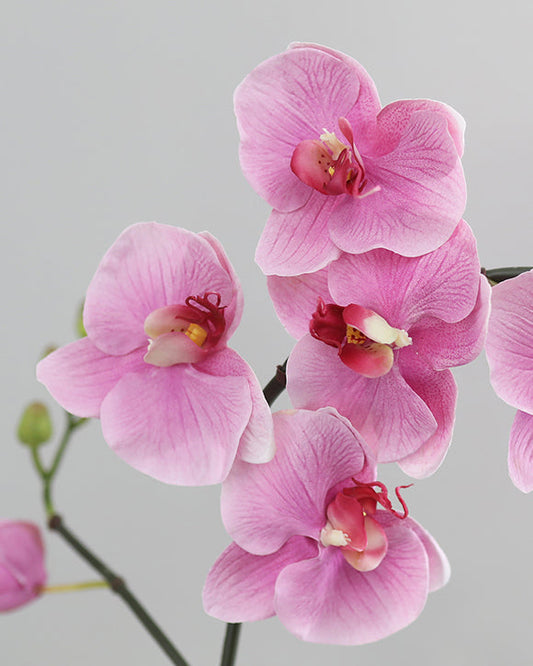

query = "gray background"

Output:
[[1, 1, 532, 664]]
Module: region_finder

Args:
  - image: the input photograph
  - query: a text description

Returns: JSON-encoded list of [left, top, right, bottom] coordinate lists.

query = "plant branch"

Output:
[[483, 266, 532, 283], [48, 515, 189, 666]]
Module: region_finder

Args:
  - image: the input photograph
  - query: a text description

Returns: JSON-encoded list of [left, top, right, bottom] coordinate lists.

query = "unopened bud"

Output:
[[17, 402, 53, 447], [40, 345, 58, 360], [76, 301, 87, 338]]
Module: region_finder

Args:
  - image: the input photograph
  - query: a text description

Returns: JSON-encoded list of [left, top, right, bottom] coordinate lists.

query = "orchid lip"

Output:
[[143, 292, 226, 367], [322, 479, 412, 573], [291, 117, 379, 198], [310, 299, 411, 378]]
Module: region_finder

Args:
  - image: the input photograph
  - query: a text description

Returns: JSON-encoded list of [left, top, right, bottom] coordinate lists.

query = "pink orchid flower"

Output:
[[268, 220, 490, 477], [235, 42, 466, 276], [0, 521, 46, 612], [203, 409, 449, 645], [37, 223, 274, 486], [485, 270, 533, 492]]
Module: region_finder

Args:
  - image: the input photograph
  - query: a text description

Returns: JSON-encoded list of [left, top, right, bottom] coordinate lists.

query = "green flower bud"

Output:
[[76, 301, 87, 338], [17, 402, 53, 447]]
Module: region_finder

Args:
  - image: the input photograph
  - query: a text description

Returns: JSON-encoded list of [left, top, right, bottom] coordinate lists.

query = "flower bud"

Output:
[[17, 402, 53, 447], [76, 301, 87, 338]]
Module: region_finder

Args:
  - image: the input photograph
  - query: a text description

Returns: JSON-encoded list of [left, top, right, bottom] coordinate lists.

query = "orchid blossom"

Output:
[[485, 270, 533, 492], [268, 220, 490, 477], [0, 521, 46, 612], [37, 223, 274, 486], [203, 409, 449, 644], [235, 42, 466, 276]]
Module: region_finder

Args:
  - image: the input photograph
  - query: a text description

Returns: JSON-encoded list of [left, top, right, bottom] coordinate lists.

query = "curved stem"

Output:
[[219, 359, 287, 666], [48, 515, 189, 666], [483, 266, 532, 283]]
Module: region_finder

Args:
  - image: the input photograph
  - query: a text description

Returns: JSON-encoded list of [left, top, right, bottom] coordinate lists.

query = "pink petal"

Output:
[[329, 220, 480, 328], [287, 335, 437, 462], [100, 363, 251, 486], [274, 517, 428, 644], [397, 348, 457, 479], [36, 337, 145, 418], [0, 521, 46, 612], [412, 275, 490, 370], [486, 270, 533, 413], [195, 348, 275, 464], [235, 47, 363, 213], [342, 515, 388, 572], [198, 231, 244, 340], [267, 267, 331, 339], [328, 111, 465, 257], [403, 517, 450, 592], [203, 537, 317, 623], [509, 410, 533, 493], [288, 43, 381, 148], [221, 408, 369, 555], [84, 223, 240, 355], [373, 99, 465, 157], [255, 193, 341, 276]]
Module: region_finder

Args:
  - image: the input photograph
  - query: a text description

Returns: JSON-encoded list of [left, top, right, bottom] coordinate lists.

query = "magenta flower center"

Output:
[[143, 292, 226, 367], [320, 480, 410, 572], [310, 299, 411, 378], [291, 117, 377, 198]]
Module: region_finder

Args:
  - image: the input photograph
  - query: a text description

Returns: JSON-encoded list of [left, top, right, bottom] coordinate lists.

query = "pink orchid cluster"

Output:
[[6, 41, 531, 659]]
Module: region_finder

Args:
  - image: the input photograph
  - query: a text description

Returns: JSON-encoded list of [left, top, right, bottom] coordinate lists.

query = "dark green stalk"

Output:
[[48, 515, 189, 666], [483, 266, 532, 283]]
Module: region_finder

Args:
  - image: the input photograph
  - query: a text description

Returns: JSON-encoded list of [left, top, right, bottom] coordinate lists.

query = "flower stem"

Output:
[[48, 515, 189, 666], [219, 359, 288, 666], [43, 580, 109, 593], [483, 266, 532, 283]]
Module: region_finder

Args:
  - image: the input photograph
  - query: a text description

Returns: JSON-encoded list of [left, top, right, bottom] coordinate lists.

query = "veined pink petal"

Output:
[[0, 521, 46, 612], [235, 47, 363, 213], [288, 43, 381, 148], [195, 348, 275, 464], [287, 335, 437, 462], [329, 220, 480, 329], [372, 99, 465, 157], [328, 111, 465, 257], [255, 193, 341, 276], [274, 517, 428, 644], [342, 515, 388, 572], [267, 268, 331, 339], [221, 409, 369, 555], [397, 348, 457, 479], [198, 231, 244, 340], [36, 337, 145, 418], [412, 275, 490, 370], [509, 411, 533, 493], [84, 223, 239, 355], [100, 364, 251, 486], [203, 537, 317, 623], [403, 517, 450, 592], [486, 270, 533, 413]]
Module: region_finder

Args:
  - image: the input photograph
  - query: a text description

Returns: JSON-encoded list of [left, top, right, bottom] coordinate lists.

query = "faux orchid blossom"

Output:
[[235, 42, 466, 276], [37, 223, 274, 486], [0, 521, 46, 612], [268, 220, 490, 477], [203, 409, 449, 645], [485, 270, 533, 492]]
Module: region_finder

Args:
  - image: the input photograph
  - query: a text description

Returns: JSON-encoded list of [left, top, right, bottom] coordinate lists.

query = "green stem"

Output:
[[43, 580, 110, 594], [48, 515, 189, 666]]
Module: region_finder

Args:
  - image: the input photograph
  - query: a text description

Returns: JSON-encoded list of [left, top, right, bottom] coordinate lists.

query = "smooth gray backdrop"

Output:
[[2, 1, 532, 664]]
